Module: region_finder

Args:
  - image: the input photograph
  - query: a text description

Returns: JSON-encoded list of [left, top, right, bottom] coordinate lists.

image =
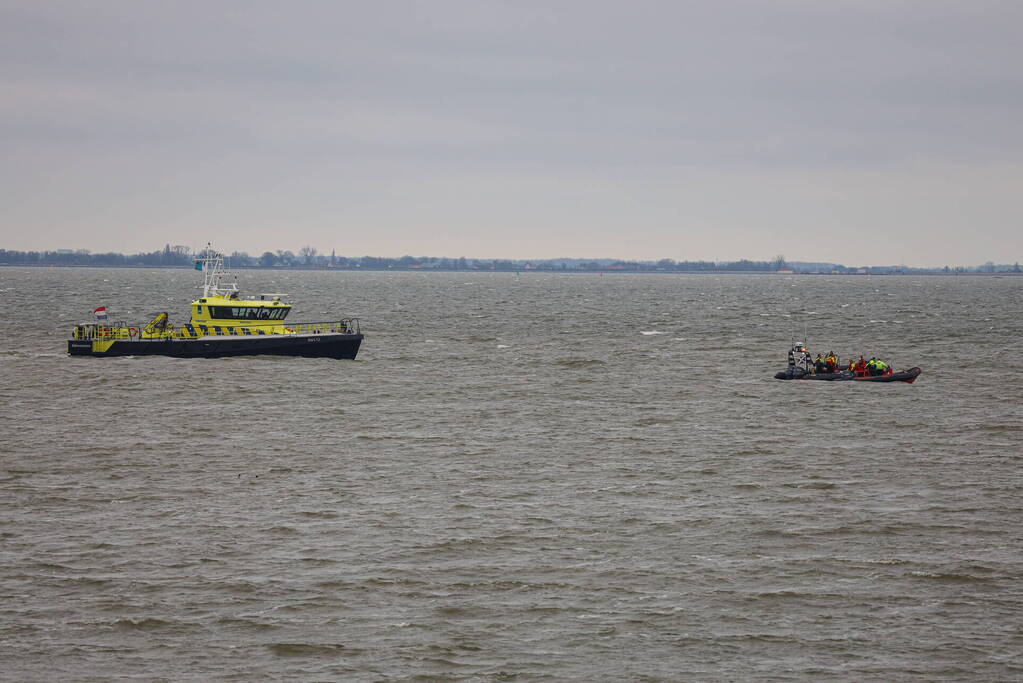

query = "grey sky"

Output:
[[2, 0, 1021, 266]]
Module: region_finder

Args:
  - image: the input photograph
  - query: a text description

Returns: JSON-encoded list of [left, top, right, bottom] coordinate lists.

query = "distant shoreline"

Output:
[[2, 263, 1019, 276], [4, 246, 1017, 275]]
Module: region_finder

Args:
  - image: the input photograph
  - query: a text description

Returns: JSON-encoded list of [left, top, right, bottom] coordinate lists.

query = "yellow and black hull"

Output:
[[68, 332, 362, 359]]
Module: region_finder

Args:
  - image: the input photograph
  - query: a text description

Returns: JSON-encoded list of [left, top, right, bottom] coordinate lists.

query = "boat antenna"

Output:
[[196, 242, 239, 298]]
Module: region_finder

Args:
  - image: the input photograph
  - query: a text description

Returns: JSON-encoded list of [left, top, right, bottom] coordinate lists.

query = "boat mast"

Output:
[[196, 243, 239, 298]]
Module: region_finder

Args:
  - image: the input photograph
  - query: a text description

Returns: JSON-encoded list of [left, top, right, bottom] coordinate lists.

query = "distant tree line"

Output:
[[0, 244, 193, 267], [1, 245, 1020, 274]]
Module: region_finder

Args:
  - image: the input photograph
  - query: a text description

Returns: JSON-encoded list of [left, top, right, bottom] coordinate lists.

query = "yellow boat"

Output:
[[68, 244, 362, 359]]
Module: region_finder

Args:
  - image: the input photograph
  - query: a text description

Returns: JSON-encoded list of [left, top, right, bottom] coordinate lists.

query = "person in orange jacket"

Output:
[[825, 351, 838, 372]]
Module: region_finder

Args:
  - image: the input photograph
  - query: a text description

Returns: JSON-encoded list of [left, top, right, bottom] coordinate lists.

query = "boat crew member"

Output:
[[825, 351, 838, 372], [814, 353, 827, 373]]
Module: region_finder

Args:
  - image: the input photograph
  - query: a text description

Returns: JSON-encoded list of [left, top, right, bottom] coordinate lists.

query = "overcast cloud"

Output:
[[1, 0, 1021, 265]]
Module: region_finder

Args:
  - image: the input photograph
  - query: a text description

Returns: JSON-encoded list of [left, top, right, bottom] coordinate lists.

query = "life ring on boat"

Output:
[[98, 327, 109, 338], [284, 327, 295, 333], [128, 327, 139, 338]]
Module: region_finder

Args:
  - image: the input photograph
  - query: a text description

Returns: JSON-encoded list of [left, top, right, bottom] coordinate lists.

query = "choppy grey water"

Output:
[[1, 267, 1022, 681]]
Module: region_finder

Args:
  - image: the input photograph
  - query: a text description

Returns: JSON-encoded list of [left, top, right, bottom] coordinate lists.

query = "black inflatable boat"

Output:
[[774, 367, 922, 383], [775, 341, 921, 383]]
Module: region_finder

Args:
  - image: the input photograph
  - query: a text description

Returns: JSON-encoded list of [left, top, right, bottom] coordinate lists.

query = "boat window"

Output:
[[196, 305, 202, 314], [208, 306, 241, 319], [208, 305, 291, 320]]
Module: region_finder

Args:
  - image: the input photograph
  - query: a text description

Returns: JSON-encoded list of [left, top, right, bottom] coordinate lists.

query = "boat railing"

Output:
[[71, 322, 134, 340], [71, 319, 361, 341], [278, 319, 361, 336]]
